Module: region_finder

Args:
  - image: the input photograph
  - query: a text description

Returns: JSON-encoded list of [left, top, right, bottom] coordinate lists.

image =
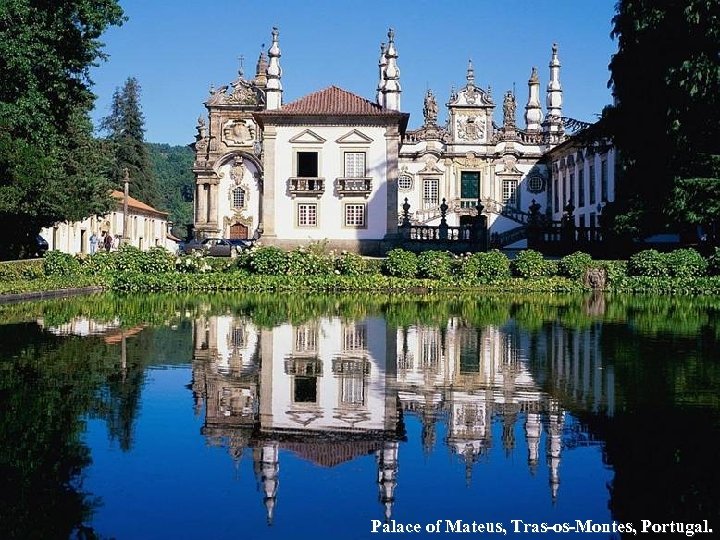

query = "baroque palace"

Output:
[[192, 28, 615, 252]]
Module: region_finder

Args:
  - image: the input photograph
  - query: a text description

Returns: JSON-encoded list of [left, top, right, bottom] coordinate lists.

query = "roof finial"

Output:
[[466, 59, 475, 85], [238, 54, 245, 78], [266, 27, 283, 110], [382, 28, 401, 111]]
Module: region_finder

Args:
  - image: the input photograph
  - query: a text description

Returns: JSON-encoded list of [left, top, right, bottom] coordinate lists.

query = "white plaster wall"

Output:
[[550, 147, 616, 225], [216, 157, 261, 238], [40, 210, 172, 255], [273, 126, 389, 240], [269, 317, 389, 432]]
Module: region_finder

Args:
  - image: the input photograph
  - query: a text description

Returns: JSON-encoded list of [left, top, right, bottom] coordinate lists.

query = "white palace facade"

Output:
[[192, 28, 616, 252]]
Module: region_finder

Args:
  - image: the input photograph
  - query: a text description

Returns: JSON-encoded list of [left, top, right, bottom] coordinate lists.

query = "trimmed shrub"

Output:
[[384, 249, 418, 278], [478, 249, 511, 281], [286, 248, 335, 276], [558, 251, 594, 280], [335, 252, 368, 276], [114, 245, 174, 274], [511, 250, 553, 278], [708, 247, 720, 276], [43, 251, 81, 277], [417, 250, 453, 279], [249, 246, 287, 275], [460, 250, 511, 281], [627, 249, 669, 277], [0, 259, 44, 281], [82, 251, 116, 276], [666, 248, 707, 277]]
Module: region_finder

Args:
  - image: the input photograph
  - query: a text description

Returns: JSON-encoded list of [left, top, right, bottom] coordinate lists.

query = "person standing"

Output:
[[89, 232, 98, 255], [103, 231, 113, 252]]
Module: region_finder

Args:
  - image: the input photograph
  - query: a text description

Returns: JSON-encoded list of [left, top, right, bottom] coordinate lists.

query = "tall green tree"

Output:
[[102, 77, 160, 208], [606, 0, 720, 238], [0, 0, 124, 259]]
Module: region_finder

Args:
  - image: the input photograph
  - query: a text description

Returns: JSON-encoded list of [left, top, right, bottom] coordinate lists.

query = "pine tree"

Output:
[[102, 77, 161, 209]]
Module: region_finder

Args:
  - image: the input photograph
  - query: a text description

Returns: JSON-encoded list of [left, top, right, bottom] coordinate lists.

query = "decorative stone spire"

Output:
[[466, 59, 475, 87], [382, 28, 401, 111], [266, 27, 283, 110], [545, 43, 563, 129], [259, 442, 279, 525], [525, 411, 542, 475], [524, 67, 543, 131], [546, 401, 564, 504], [376, 42, 387, 106], [377, 441, 399, 521]]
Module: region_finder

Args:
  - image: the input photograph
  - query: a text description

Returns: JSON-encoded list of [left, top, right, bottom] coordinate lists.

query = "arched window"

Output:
[[232, 187, 246, 209]]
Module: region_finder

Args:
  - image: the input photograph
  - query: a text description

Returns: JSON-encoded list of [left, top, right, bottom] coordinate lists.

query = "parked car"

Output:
[[35, 235, 49, 257], [181, 238, 250, 257], [181, 238, 205, 255], [227, 238, 255, 252], [203, 238, 236, 257]]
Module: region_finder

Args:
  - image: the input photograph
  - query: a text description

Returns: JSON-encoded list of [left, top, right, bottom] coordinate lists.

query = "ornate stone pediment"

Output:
[[454, 152, 484, 168], [206, 78, 264, 107], [418, 157, 444, 175], [497, 155, 522, 176]]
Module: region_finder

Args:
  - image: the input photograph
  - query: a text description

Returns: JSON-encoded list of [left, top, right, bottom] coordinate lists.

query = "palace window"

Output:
[[342, 324, 367, 352], [569, 172, 575, 205], [528, 175, 544, 193], [232, 326, 246, 349], [293, 377, 318, 403], [553, 177, 559, 213], [502, 179, 518, 207], [297, 203, 318, 227], [344, 152, 366, 178], [344, 203, 366, 228], [589, 163, 596, 205], [460, 171, 480, 200], [423, 178, 439, 209], [601, 160, 608, 202], [398, 174, 413, 191], [297, 151, 319, 177], [578, 169, 585, 207], [232, 187, 246, 209], [294, 325, 318, 353]]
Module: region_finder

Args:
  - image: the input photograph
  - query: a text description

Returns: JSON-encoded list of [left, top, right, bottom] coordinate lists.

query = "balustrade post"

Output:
[[438, 198, 449, 240]]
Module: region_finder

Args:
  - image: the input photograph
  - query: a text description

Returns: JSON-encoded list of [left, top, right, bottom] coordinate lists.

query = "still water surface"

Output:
[[1, 292, 719, 539]]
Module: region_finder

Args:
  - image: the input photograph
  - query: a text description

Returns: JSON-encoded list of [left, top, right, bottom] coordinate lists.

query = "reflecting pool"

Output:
[[1, 293, 719, 539]]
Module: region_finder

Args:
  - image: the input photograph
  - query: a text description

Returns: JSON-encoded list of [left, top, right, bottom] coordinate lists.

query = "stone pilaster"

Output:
[[385, 124, 399, 238], [261, 126, 277, 237]]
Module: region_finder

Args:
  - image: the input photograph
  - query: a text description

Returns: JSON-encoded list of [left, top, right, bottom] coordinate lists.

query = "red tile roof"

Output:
[[261, 86, 403, 116], [111, 190, 168, 217]]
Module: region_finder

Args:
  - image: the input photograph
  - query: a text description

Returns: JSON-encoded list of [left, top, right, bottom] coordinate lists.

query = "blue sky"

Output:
[[89, 0, 618, 146]]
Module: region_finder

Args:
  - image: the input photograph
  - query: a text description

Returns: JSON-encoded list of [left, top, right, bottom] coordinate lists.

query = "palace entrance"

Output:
[[230, 223, 249, 239]]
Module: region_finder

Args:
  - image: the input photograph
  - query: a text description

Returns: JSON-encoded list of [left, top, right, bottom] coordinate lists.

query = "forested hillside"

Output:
[[147, 143, 194, 239]]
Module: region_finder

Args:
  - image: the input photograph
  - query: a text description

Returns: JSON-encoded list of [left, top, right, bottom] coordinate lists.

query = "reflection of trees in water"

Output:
[[0, 324, 112, 539], [0, 318, 190, 538], [527, 320, 720, 532]]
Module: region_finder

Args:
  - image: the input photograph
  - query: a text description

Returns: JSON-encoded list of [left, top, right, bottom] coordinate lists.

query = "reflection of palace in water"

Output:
[[189, 315, 614, 523]]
